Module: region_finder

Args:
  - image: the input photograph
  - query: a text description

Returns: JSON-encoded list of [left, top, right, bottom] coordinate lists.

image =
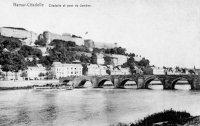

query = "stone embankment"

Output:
[[0, 80, 59, 90]]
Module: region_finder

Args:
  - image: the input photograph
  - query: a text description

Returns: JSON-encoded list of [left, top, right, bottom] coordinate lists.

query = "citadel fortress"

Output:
[[0, 26, 175, 81]]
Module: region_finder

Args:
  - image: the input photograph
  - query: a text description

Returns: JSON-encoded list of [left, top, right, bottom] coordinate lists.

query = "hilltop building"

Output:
[[84, 39, 117, 51], [38, 31, 84, 46], [0, 27, 38, 46]]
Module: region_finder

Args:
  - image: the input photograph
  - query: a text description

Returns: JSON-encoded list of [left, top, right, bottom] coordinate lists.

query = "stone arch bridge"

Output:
[[59, 74, 200, 90]]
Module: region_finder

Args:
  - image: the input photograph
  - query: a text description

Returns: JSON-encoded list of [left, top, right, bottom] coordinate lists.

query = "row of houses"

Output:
[[0, 62, 131, 81]]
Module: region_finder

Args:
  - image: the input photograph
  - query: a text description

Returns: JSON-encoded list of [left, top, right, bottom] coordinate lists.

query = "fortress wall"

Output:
[[43, 31, 84, 45], [94, 42, 117, 49], [0, 27, 38, 45]]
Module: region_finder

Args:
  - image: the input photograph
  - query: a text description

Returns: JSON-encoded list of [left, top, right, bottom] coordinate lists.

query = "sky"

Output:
[[0, 0, 200, 68]]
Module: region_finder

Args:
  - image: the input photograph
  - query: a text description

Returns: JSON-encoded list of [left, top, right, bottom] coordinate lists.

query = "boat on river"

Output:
[[33, 83, 74, 90]]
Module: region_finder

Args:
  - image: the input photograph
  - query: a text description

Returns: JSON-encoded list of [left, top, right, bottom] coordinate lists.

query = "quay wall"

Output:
[[0, 80, 59, 89]]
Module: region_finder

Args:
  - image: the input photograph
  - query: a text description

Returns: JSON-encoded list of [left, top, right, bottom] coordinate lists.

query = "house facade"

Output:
[[52, 62, 83, 79]]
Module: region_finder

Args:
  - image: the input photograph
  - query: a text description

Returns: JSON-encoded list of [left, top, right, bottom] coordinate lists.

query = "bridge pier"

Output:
[[113, 78, 123, 88], [90, 77, 99, 88], [137, 76, 146, 89], [162, 79, 174, 90], [192, 76, 200, 90]]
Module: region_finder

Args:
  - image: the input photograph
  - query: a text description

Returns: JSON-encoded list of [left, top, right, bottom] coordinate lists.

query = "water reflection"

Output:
[[14, 107, 31, 125], [39, 91, 58, 125]]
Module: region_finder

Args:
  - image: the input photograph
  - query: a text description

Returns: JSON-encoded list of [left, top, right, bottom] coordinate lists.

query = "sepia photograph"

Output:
[[0, 0, 200, 126]]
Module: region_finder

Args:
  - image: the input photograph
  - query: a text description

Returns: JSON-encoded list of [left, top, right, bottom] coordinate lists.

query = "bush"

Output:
[[130, 109, 191, 126]]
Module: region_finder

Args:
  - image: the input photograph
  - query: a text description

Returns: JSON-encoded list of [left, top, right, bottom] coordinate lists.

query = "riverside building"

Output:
[[26, 64, 46, 80], [87, 64, 108, 76], [110, 66, 130, 75], [52, 62, 83, 79]]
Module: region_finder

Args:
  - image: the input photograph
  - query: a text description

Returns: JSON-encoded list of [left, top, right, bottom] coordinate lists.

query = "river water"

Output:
[[1, 81, 200, 126]]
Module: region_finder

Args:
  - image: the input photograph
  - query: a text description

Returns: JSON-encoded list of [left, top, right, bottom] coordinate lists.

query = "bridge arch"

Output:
[[171, 77, 194, 90], [77, 79, 92, 88], [144, 76, 163, 89], [117, 78, 137, 88], [97, 78, 113, 88], [63, 79, 71, 84]]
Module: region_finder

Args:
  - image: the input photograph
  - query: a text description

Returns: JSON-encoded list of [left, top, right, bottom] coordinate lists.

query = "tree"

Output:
[[142, 67, 153, 75], [38, 72, 45, 79], [0, 52, 27, 80], [26, 56, 38, 66], [82, 64, 88, 75], [138, 58, 150, 67], [128, 53, 135, 57], [32, 48, 42, 59], [80, 54, 90, 63], [45, 71, 55, 80], [106, 69, 111, 75], [50, 39, 76, 48], [91, 53, 97, 64], [188, 69, 195, 74], [122, 55, 135, 75], [116, 47, 126, 55], [0, 36, 22, 51], [0, 71, 5, 80], [39, 72, 45, 77], [34, 39, 47, 46], [104, 56, 113, 65], [39, 56, 53, 69], [18, 45, 42, 58], [20, 71, 28, 80], [18, 45, 33, 57]]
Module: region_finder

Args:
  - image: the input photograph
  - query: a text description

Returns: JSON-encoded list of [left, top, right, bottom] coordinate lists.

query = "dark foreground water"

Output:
[[0, 82, 200, 126]]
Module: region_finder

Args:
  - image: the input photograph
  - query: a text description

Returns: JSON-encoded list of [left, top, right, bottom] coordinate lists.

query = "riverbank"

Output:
[[113, 109, 200, 126], [0, 80, 59, 90]]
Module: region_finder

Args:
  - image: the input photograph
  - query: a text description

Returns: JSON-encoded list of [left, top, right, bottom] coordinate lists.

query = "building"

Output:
[[26, 64, 46, 80], [87, 64, 108, 76], [84, 39, 94, 51], [108, 54, 128, 66], [152, 67, 165, 75], [97, 53, 105, 65], [0, 27, 38, 46], [3, 71, 23, 81], [52, 62, 83, 79], [39, 31, 84, 46], [84, 39, 117, 50], [110, 66, 130, 75], [194, 69, 200, 75]]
